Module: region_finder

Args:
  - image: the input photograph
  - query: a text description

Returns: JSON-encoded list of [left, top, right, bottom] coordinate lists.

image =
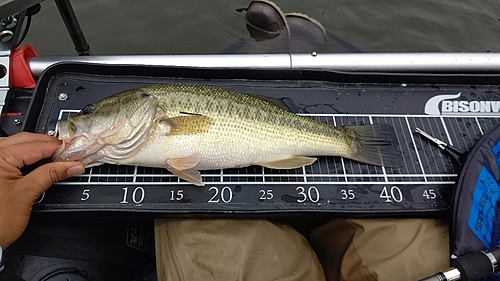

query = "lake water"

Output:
[[23, 0, 500, 55]]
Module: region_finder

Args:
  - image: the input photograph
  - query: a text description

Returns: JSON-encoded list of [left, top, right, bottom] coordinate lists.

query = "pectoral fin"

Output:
[[167, 167, 204, 186], [260, 156, 317, 169], [158, 115, 214, 135], [166, 153, 204, 186]]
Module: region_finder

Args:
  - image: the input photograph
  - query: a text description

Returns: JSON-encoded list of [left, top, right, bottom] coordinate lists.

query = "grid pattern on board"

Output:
[[56, 109, 499, 185]]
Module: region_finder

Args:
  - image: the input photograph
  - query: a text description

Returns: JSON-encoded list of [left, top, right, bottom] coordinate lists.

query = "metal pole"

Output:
[[27, 53, 500, 77], [54, 0, 91, 55]]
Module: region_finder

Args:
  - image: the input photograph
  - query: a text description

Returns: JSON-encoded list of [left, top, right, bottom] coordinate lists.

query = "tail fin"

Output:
[[345, 124, 402, 167]]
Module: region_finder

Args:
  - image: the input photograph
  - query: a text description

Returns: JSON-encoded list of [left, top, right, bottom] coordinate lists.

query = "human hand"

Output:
[[0, 132, 85, 249]]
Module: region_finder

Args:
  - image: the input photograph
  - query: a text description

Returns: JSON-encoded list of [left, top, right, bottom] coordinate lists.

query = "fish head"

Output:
[[53, 89, 159, 165]]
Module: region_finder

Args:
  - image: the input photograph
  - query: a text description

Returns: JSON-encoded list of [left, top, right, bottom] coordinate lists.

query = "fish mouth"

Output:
[[56, 120, 73, 140], [51, 136, 95, 164], [51, 146, 93, 165], [51, 140, 66, 161], [51, 120, 73, 161], [52, 120, 98, 164]]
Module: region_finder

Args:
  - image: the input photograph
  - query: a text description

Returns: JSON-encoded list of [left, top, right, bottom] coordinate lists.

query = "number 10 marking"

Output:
[[121, 187, 145, 204]]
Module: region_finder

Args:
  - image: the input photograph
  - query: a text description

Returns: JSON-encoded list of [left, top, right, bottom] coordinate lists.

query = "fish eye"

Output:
[[81, 104, 95, 115]]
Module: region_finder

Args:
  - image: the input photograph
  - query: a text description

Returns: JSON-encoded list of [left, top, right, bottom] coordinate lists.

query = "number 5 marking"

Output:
[[81, 189, 90, 201]]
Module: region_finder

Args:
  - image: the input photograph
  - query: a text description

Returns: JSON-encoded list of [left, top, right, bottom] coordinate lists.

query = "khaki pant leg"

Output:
[[155, 218, 326, 281], [310, 218, 450, 281]]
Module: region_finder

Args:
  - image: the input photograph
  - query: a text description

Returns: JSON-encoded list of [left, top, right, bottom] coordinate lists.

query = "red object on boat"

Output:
[[9, 44, 38, 89]]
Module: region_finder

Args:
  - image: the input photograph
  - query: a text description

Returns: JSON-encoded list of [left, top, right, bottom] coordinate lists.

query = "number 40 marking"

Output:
[[379, 186, 403, 203]]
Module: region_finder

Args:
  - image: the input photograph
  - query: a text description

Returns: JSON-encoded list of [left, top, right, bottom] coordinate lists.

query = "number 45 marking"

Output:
[[423, 189, 437, 200]]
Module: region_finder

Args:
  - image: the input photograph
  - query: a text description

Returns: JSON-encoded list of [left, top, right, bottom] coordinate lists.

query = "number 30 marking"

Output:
[[296, 186, 320, 203]]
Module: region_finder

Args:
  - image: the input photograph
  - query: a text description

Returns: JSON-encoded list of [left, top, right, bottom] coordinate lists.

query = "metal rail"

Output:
[[28, 52, 500, 76]]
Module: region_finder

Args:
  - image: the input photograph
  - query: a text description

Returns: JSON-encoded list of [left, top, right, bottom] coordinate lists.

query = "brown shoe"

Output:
[[285, 12, 327, 53], [245, 0, 289, 42]]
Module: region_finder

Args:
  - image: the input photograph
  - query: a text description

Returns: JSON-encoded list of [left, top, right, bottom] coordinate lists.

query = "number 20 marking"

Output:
[[208, 186, 233, 203]]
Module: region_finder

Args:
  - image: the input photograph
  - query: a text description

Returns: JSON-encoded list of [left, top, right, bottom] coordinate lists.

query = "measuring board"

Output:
[[45, 111, 497, 214], [13, 63, 500, 216]]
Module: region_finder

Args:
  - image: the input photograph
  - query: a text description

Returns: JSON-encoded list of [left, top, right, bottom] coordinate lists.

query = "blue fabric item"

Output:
[[482, 272, 500, 281], [493, 202, 500, 247], [492, 142, 500, 249], [493, 142, 500, 169], [467, 167, 500, 247], [483, 142, 500, 281]]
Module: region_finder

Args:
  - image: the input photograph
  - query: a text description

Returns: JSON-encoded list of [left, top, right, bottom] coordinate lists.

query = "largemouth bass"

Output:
[[53, 84, 401, 186]]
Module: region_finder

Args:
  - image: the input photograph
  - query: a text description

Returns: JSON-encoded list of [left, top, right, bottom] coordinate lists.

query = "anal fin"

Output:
[[260, 156, 317, 169]]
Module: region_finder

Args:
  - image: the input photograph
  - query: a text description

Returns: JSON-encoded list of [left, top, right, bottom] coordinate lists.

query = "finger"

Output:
[[0, 140, 64, 169], [17, 161, 85, 200], [0, 132, 60, 148]]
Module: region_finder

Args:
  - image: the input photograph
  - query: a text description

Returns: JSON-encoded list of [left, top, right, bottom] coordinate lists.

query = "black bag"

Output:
[[450, 122, 500, 280]]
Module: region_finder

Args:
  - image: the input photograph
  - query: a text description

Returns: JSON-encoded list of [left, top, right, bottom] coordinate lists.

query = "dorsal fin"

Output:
[[248, 94, 294, 112]]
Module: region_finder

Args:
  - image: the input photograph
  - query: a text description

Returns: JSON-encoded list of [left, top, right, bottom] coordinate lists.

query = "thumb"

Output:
[[18, 161, 85, 200]]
